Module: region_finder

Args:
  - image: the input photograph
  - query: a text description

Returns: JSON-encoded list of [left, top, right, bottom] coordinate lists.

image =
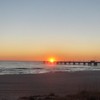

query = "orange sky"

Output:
[[0, 51, 100, 61], [0, 0, 100, 61]]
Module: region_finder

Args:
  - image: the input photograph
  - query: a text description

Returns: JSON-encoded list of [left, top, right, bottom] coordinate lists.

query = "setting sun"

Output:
[[48, 57, 56, 63]]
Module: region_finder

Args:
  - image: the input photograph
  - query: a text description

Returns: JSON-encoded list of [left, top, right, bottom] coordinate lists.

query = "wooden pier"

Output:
[[44, 61, 100, 66]]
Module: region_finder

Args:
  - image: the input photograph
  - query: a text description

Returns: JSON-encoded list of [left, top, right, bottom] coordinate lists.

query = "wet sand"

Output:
[[0, 71, 100, 100]]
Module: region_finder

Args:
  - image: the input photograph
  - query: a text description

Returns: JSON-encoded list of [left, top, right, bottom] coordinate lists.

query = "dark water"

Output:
[[0, 61, 100, 75]]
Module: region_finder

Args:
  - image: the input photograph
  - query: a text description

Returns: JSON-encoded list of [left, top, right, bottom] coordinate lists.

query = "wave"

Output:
[[0, 61, 100, 75]]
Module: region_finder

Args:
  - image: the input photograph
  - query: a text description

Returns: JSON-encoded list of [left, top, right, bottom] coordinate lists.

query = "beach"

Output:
[[0, 71, 100, 100]]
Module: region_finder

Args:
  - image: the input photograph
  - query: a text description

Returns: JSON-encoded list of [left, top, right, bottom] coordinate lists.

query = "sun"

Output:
[[48, 57, 56, 63], [45, 57, 57, 67]]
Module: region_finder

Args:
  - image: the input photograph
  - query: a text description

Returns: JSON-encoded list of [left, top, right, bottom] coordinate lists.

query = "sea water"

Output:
[[0, 61, 100, 75]]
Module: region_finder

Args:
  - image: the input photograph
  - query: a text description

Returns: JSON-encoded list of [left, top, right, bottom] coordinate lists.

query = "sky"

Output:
[[0, 0, 100, 61]]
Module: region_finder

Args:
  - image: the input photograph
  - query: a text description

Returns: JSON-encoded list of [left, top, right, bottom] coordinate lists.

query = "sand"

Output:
[[0, 71, 100, 100]]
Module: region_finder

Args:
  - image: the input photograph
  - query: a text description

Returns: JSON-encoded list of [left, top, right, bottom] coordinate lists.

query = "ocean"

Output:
[[0, 61, 100, 75]]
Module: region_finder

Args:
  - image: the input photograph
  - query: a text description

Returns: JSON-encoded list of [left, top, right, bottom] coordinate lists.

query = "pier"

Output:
[[44, 61, 100, 66]]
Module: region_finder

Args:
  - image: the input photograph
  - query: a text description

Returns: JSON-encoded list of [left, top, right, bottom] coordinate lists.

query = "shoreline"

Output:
[[1, 69, 100, 75]]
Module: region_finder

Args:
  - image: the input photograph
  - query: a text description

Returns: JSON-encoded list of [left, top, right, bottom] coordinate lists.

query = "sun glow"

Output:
[[48, 57, 56, 63], [44, 57, 57, 67]]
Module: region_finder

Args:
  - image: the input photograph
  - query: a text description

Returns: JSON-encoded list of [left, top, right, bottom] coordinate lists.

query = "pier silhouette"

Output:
[[44, 61, 100, 66]]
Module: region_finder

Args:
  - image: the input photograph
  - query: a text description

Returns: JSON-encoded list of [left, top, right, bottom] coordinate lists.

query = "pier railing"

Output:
[[43, 61, 100, 66]]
